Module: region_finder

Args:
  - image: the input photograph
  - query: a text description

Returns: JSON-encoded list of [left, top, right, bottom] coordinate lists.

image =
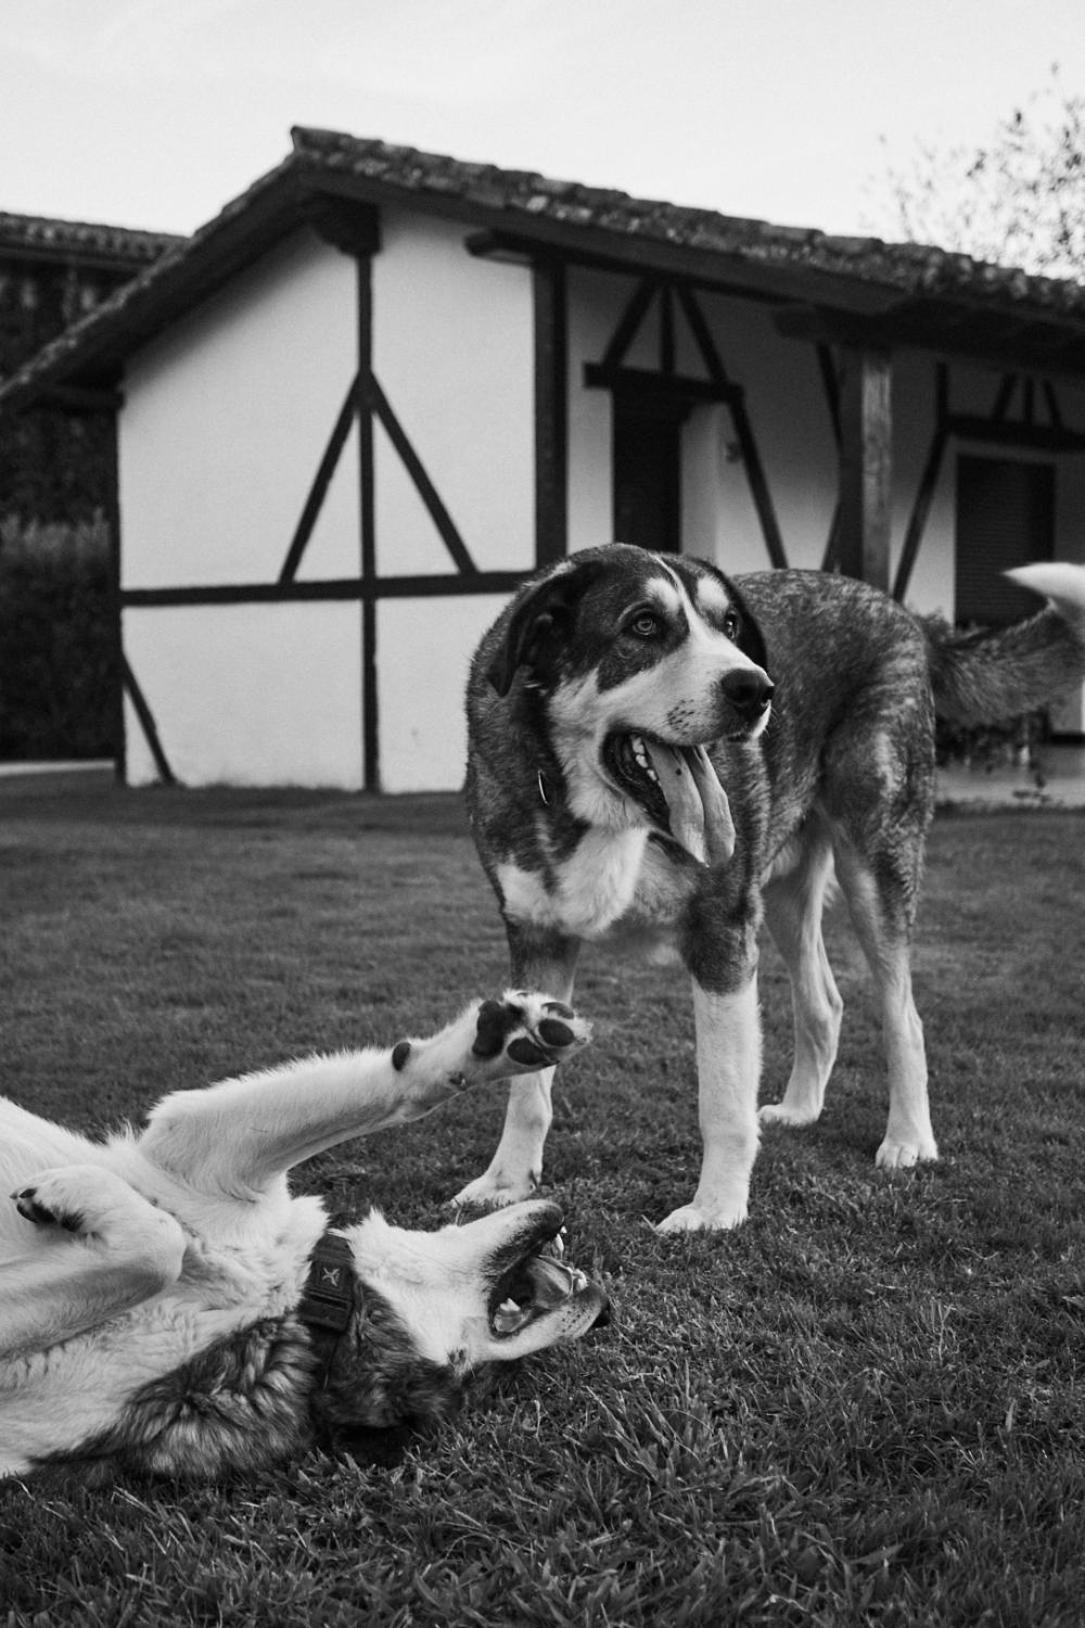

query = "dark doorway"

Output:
[[612, 395, 690, 553], [955, 455, 1055, 625]]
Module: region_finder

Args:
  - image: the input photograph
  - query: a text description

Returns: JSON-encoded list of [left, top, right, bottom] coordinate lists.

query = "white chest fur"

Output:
[[497, 826, 650, 941]]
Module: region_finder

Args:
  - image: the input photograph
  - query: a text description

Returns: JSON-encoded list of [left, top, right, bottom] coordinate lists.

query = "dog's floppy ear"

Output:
[[486, 560, 600, 696]]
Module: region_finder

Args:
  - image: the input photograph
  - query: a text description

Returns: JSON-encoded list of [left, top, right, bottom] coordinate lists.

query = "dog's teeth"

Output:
[[553, 1232, 565, 1257], [499, 1298, 519, 1314]]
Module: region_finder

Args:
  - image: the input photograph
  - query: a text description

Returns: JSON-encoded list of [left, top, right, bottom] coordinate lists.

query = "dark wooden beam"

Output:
[[364, 372, 477, 574], [584, 362, 739, 406], [944, 414, 1085, 453], [459, 224, 906, 315], [533, 258, 568, 565], [121, 654, 175, 784], [278, 376, 360, 582], [302, 197, 381, 258], [892, 426, 946, 602], [837, 345, 892, 589], [122, 572, 532, 608], [34, 383, 125, 413], [358, 256, 378, 792], [104, 415, 125, 782], [776, 300, 1085, 385]]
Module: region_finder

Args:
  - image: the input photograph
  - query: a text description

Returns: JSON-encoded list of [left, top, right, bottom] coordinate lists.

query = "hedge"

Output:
[[0, 516, 116, 760]]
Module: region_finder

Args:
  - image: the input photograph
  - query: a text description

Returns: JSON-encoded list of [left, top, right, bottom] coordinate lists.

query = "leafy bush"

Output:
[[0, 515, 116, 760]]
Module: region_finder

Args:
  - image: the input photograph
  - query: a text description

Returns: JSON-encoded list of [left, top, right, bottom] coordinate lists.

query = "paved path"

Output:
[[936, 745, 1085, 809]]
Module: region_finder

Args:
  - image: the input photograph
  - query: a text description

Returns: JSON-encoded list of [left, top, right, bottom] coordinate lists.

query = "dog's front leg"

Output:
[[657, 977, 762, 1232], [140, 991, 588, 1199], [451, 928, 580, 1209]]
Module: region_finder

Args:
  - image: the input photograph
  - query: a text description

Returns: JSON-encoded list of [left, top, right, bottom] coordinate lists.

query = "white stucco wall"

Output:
[[371, 209, 534, 577], [376, 594, 510, 792], [123, 602, 364, 788], [112, 209, 1085, 792], [566, 269, 839, 573], [120, 230, 360, 589]]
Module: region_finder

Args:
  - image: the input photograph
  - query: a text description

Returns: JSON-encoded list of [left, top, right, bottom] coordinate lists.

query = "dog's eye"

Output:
[[627, 611, 662, 640], [721, 612, 739, 641]]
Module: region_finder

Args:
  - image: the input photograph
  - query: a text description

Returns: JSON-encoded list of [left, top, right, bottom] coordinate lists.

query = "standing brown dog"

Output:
[[458, 545, 1085, 1232]]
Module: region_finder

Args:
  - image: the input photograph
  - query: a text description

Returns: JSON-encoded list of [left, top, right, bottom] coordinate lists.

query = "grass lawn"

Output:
[[1, 774, 1083, 1627]]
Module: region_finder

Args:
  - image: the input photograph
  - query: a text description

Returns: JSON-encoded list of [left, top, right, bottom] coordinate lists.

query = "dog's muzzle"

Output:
[[720, 669, 774, 727]]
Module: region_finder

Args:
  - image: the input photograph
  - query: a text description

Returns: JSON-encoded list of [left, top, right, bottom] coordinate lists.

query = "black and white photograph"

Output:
[[1, 2, 1084, 1621]]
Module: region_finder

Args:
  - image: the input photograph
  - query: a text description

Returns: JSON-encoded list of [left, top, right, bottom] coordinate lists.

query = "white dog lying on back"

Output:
[[0, 992, 606, 1483]]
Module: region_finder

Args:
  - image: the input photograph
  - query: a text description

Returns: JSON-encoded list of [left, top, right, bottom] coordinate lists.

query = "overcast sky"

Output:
[[4, 0, 1085, 243]]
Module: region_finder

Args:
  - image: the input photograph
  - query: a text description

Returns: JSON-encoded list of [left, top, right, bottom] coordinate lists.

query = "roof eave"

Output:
[[0, 154, 318, 412]]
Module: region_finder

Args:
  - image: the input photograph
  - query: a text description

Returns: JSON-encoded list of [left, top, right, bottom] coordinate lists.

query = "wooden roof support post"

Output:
[[533, 258, 568, 566], [837, 344, 892, 588]]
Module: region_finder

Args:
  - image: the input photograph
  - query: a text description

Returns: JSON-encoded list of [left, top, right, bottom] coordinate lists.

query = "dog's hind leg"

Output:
[[833, 837, 937, 1169], [451, 929, 580, 1210], [759, 820, 843, 1130]]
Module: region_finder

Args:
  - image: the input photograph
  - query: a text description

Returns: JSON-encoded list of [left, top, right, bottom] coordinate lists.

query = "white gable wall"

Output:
[[120, 230, 360, 587], [119, 229, 365, 787], [111, 210, 1085, 790], [371, 209, 534, 790]]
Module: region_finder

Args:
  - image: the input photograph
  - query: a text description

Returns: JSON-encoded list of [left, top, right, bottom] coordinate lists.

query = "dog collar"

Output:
[[299, 1231, 354, 1335]]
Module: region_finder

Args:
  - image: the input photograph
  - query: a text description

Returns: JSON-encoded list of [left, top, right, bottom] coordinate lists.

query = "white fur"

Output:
[[497, 825, 648, 940], [657, 978, 762, 1232], [0, 994, 593, 1478]]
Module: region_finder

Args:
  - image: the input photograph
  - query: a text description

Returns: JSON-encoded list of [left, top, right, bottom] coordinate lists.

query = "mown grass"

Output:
[[1, 774, 1083, 1627]]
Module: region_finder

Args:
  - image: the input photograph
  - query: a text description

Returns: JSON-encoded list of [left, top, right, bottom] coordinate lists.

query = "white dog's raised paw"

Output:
[[471, 992, 590, 1076]]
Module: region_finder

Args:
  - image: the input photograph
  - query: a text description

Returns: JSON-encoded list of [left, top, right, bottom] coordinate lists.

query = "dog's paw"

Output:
[[449, 1170, 538, 1211], [875, 1134, 939, 1170], [470, 992, 590, 1078], [656, 1200, 747, 1234], [12, 1165, 179, 1254], [758, 1101, 820, 1129], [11, 1165, 126, 1234]]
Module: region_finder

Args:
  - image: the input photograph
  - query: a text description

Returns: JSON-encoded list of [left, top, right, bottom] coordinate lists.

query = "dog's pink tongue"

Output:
[[643, 741, 735, 865]]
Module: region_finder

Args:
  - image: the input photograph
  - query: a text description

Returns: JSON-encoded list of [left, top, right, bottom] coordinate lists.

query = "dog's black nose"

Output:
[[720, 669, 774, 717]]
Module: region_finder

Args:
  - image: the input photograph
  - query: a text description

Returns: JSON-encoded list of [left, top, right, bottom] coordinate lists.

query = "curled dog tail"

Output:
[[924, 562, 1085, 726]]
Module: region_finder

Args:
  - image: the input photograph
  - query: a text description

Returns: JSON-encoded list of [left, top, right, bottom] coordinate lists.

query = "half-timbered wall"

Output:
[[371, 210, 533, 790], [112, 214, 1085, 789], [120, 228, 363, 786], [565, 263, 1085, 725]]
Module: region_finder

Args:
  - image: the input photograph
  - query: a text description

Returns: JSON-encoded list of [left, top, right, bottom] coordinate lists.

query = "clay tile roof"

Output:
[[4, 127, 1085, 411], [0, 210, 182, 269], [289, 127, 1085, 313]]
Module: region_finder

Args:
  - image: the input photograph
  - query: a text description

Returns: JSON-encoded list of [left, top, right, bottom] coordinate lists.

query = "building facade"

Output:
[[3, 130, 1084, 789]]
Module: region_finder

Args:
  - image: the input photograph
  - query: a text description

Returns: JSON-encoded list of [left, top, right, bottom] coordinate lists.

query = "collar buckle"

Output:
[[298, 1232, 354, 1333]]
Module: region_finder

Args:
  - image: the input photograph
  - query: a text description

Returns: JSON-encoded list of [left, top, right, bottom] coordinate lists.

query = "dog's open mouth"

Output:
[[603, 732, 735, 865], [488, 1228, 603, 1338]]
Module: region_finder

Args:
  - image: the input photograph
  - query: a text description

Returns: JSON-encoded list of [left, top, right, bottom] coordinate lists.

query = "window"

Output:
[[612, 394, 690, 553]]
